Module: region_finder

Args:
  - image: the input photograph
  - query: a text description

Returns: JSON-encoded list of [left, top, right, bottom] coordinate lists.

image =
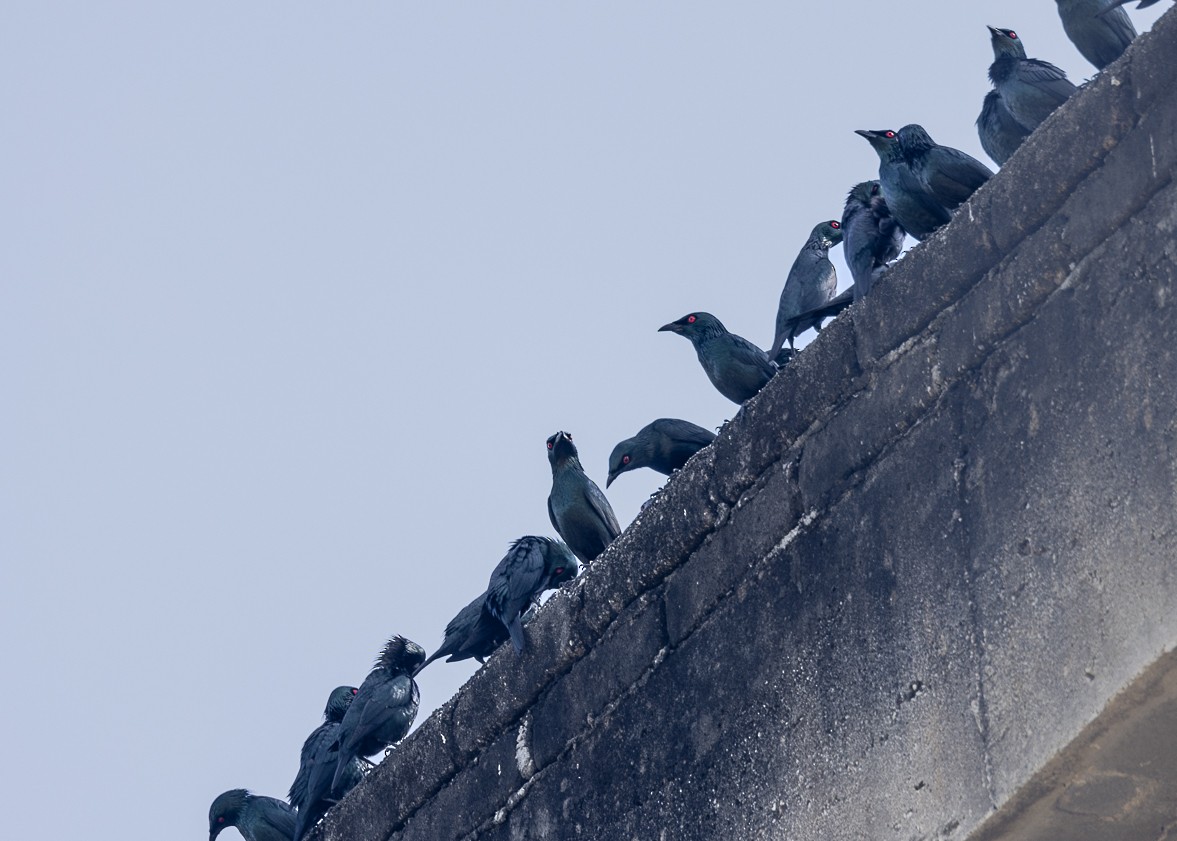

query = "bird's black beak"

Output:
[[606, 471, 617, 488], [986, 25, 1000, 36], [854, 129, 875, 139], [658, 321, 682, 333]]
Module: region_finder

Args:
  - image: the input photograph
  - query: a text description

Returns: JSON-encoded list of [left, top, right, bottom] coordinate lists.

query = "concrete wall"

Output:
[[312, 9, 1177, 840]]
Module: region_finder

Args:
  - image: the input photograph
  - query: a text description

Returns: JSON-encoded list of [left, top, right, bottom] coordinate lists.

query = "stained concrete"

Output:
[[310, 8, 1177, 841]]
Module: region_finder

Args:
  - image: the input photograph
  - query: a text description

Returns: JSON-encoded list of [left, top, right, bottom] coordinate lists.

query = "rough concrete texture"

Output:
[[312, 9, 1177, 841]]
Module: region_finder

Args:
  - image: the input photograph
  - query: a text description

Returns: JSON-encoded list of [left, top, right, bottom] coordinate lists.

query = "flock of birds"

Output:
[[208, 4, 1166, 840]]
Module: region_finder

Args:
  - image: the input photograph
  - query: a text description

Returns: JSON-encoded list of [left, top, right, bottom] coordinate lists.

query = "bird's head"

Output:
[[545, 541, 581, 586], [855, 129, 901, 162], [897, 124, 935, 158], [324, 685, 359, 723], [810, 219, 843, 249], [376, 635, 427, 676], [209, 789, 249, 841], [988, 26, 1027, 60], [658, 311, 723, 341], [846, 180, 879, 209], [606, 435, 645, 487], [546, 430, 579, 467]]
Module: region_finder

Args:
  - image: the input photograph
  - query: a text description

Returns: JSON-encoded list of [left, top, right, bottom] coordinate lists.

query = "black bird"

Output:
[[897, 124, 993, 211], [331, 636, 425, 792], [769, 220, 844, 357], [289, 687, 363, 841], [856, 129, 952, 241], [606, 418, 716, 487], [1057, 0, 1136, 69], [209, 789, 296, 841], [660, 312, 777, 404], [485, 536, 579, 653], [976, 90, 1030, 166], [418, 594, 538, 669], [546, 430, 621, 564], [986, 27, 1078, 134], [841, 181, 905, 303]]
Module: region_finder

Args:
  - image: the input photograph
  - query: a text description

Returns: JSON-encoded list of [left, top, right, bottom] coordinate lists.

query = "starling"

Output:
[[331, 636, 425, 792], [856, 129, 952, 241], [840, 180, 905, 303], [289, 687, 364, 841], [606, 418, 716, 487], [897, 124, 993, 212], [418, 594, 538, 670], [209, 789, 296, 841], [1057, 0, 1136, 69], [769, 220, 844, 357], [976, 90, 1029, 166], [659, 312, 777, 404], [547, 430, 621, 563], [485, 536, 579, 653], [986, 26, 1078, 134]]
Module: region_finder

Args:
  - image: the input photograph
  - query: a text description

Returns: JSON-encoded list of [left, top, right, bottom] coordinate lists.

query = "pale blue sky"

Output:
[[1, 3, 1167, 839]]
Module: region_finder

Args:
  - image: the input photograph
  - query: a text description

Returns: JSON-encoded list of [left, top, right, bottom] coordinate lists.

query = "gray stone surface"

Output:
[[311, 8, 1177, 841]]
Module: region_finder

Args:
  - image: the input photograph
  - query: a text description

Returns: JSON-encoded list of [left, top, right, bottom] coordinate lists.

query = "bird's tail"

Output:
[[507, 615, 526, 654]]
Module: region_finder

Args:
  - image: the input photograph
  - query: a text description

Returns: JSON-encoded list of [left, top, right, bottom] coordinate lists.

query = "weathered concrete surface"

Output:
[[312, 8, 1177, 841]]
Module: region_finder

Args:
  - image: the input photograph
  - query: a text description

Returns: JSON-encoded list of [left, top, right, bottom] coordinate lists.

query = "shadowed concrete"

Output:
[[309, 7, 1177, 840]]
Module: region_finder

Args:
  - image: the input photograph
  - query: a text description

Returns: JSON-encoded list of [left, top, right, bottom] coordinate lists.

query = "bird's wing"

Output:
[[1016, 59, 1079, 98], [487, 539, 546, 622], [289, 722, 330, 805], [929, 147, 993, 193], [584, 480, 622, 540], [796, 263, 838, 315], [1102, 6, 1138, 47], [301, 722, 343, 808], [253, 798, 297, 841], [547, 495, 560, 534], [654, 418, 715, 447], [730, 334, 778, 380]]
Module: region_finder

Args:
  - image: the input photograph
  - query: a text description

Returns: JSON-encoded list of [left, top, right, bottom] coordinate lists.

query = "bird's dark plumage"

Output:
[[987, 26, 1078, 134], [606, 418, 716, 487], [769, 220, 843, 356], [977, 90, 1029, 166], [898, 124, 993, 212], [209, 789, 296, 841], [841, 181, 905, 303], [289, 687, 363, 841], [1103, 0, 1165, 11], [1057, 0, 1136, 69], [660, 312, 777, 404], [546, 431, 621, 564], [485, 536, 579, 653], [856, 129, 951, 241], [330, 636, 425, 792], [419, 594, 538, 669]]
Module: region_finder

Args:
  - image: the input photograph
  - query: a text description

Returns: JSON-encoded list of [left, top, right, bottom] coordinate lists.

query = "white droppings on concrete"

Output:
[[775, 509, 818, 551], [515, 715, 536, 780]]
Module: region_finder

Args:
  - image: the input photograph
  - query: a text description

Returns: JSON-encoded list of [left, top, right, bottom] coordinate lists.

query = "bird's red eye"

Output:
[[547, 442, 553, 449], [831, 221, 840, 228], [622, 455, 630, 464], [687, 315, 696, 323], [351, 688, 357, 695], [885, 131, 895, 138], [218, 817, 225, 824], [1008, 31, 1017, 39], [554, 567, 564, 575]]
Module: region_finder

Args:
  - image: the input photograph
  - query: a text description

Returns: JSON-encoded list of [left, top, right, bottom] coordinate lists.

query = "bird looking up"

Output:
[[546, 431, 621, 564], [986, 26, 1077, 134]]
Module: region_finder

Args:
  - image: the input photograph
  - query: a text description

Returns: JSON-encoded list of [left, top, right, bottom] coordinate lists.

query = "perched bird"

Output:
[[485, 536, 579, 653], [976, 90, 1030, 166], [209, 789, 296, 841], [768, 220, 844, 357], [897, 124, 993, 211], [856, 129, 951, 241], [841, 181, 905, 303], [546, 430, 621, 563], [986, 27, 1078, 134], [418, 594, 537, 669], [1057, 0, 1136, 69], [659, 312, 777, 404], [331, 636, 426, 792], [606, 418, 716, 487], [289, 687, 364, 841], [772, 347, 797, 368]]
